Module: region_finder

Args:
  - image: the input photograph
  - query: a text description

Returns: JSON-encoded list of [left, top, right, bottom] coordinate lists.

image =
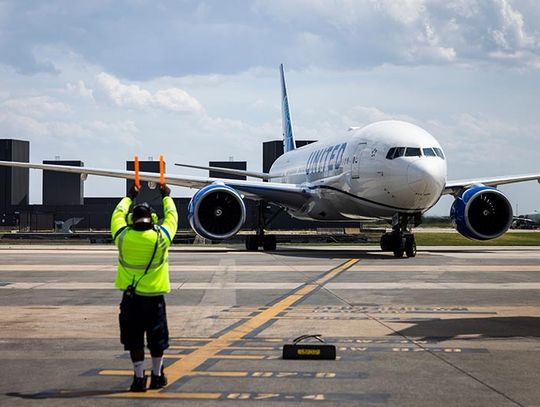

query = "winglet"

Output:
[[280, 64, 296, 153]]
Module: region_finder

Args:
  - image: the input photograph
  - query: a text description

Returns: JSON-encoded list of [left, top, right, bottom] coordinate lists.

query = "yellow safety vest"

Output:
[[111, 196, 178, 295]]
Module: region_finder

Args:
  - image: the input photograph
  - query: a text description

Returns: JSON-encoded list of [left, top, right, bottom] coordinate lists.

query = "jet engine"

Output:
[[450, 185, 513, 240], [188, 184, 246, 241]]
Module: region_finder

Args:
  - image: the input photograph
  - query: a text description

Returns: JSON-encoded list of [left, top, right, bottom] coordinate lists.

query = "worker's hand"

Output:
[[159, 184, 171, 197], [127, 184, 140, 199]]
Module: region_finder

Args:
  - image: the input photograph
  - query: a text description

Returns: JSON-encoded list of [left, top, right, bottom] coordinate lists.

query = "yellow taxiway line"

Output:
[[106, 258, 359, 399]]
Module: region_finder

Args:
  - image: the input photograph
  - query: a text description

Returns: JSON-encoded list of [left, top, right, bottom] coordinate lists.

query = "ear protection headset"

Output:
[[126, 212, 159, 225], [126, 203, 159, 226]]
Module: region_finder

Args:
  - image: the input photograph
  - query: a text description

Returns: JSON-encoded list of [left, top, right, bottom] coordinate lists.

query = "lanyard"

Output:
[[131, 228, 160, 290]]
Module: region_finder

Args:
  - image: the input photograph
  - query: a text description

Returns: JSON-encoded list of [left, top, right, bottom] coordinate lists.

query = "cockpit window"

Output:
[[423, 148, 437, 157], [404, 147, 421, 157], [385, 147, 408, 159], [394, 147, 405, 158], [433, 147, 445, 159], [387, 146, 445, 160]]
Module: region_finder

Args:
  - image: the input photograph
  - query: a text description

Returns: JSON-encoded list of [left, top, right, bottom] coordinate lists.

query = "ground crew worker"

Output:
[[111, 183, 178, 392]]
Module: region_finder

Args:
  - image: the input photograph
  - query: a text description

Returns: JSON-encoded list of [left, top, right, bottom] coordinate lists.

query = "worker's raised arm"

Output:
[[159, 185, 178, 244], [110, 185, 139, 244]]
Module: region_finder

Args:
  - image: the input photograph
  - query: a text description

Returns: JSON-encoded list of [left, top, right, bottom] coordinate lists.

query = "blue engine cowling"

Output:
[[188, 184, 246, 241], [450, 185, 513, 240]]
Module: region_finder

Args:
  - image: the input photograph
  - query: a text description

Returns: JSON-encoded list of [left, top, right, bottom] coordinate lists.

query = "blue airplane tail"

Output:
[[280, 64, 296, 153]]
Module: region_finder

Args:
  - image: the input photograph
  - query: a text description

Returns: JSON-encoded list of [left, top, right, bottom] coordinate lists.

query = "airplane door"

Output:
[[351, 142, 367, 179]]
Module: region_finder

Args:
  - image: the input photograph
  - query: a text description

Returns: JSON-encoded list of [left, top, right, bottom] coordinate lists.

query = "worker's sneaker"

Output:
[[129, 374, 147, 392], [149, 367, 167, 390]]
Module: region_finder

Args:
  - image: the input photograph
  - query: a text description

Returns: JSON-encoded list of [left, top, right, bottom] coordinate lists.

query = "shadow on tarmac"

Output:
[[425, 248, 537, 253], [269, 248, 395, 260], [168, 246, 394, 259], [391, 316, 540, 341], [6, 389, 126, 399]]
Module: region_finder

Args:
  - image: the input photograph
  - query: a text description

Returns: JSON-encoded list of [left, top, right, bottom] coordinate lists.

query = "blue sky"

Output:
[[0, 0, 539, 215]]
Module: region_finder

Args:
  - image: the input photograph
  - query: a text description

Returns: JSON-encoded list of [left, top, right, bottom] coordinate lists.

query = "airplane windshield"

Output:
[[423, 148, 437, 157], [433, 147, 445, 159], [385, 147, 410, 159], [404, 147, 421, 157], [394, 147, 405, 158], [387, 146, 445, 160], [386, 146, 445, 160]]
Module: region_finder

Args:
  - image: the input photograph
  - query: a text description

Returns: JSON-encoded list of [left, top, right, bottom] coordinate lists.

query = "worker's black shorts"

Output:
[[119, 293, 169, 352]]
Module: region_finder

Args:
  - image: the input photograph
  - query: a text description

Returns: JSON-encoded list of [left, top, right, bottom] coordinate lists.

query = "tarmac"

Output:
[[0, 243, 539, 406]]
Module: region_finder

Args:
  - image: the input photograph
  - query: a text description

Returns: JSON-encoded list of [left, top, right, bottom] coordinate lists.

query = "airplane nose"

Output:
[[407, 159, 444, 195]]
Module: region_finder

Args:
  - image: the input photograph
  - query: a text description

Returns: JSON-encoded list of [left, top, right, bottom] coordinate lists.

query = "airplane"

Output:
[[1, 64, 539, 258], [511, 213, 540, 229]]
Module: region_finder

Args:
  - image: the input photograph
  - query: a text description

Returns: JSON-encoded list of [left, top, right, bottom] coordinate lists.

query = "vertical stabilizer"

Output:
[[280, 64, 296, 152]]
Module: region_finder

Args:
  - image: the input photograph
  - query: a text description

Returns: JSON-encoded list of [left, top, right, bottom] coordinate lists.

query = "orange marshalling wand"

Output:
[[159, 154, 165, 186], [134, 155, 140, 189]]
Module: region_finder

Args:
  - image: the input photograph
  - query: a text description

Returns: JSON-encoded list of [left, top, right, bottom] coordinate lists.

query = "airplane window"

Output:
[[386, 147, 396, 159], [423, 148, 436, 157], [433, 148, 445, 159], [394, 147, 405, 158], [405, 147, 421, 157]]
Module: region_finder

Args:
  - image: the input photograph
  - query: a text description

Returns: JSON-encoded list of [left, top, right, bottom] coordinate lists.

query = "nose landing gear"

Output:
[[380, 213, 420, 258]]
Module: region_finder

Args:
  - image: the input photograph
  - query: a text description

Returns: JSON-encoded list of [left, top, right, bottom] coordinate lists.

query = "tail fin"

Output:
[[280, 64, 296, 153]]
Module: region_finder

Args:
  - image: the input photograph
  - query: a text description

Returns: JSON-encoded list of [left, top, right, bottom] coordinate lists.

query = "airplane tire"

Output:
[[393, 248, 404, 258], [262, 235, 277, 251], [245, 236, 259, 251], [380, 233, 392, 251], [405, 235, 416, 258]]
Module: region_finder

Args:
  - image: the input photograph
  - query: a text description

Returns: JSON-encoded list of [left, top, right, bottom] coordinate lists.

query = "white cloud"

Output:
[[66, 80, 94, 100], [375, 0, 426, 25], [1, 1, 539, 78], [493, 0, 532, 49], [1, 96, 71, 118], [96, 72, 152, 109], [255, 0, 539, 69], [153, 88, 204, 114], [96, 72, 204, 114], [0, 107, 140, 148], [0, 111, 49, 138], [345, 106, 416, 125]]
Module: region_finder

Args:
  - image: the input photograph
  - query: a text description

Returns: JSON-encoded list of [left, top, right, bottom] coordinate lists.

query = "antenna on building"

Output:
[[229, 156, 234, 161]]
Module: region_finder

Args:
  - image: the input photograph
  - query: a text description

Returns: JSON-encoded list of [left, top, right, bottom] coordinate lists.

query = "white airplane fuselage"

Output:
[[270, 120, 447, 221]]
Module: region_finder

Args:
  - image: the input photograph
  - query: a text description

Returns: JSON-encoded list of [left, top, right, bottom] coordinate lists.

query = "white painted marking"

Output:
[[2, 282, 116, 290], [325, 283, 540, 290], [1, 282, 539, 290], [0, 265, 330, 272], [180, 283, 299, 290]]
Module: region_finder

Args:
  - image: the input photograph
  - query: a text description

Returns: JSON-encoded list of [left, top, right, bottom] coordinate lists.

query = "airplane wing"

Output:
[[443, 174, 540, 195], [0, 160, 310, 210], [174, 162, 285, 180]]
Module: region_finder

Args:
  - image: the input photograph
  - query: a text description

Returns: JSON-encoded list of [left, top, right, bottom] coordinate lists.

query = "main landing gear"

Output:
[[245, 201, 280, 252], [245, 234, 277, 251], [380, 213, 421, 258]]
